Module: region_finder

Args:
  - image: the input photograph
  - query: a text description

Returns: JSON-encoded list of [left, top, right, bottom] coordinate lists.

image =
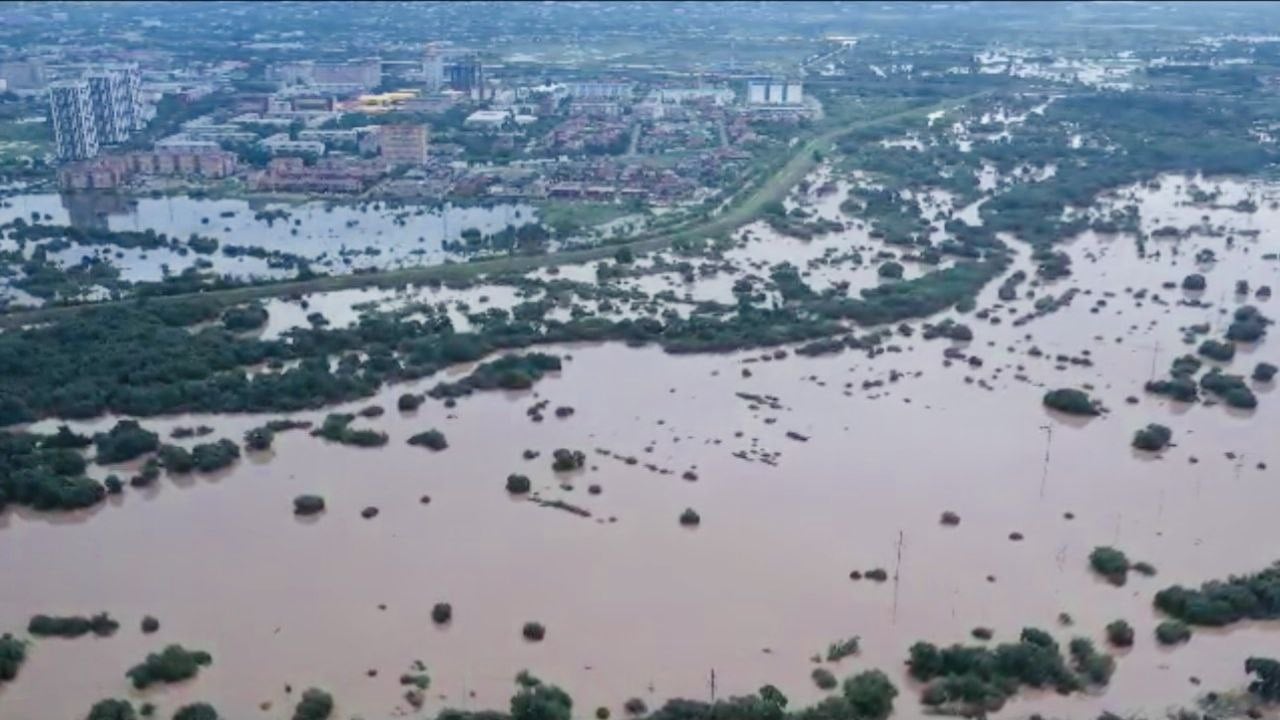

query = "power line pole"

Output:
[[892, 530, 905, 624], [1038, 424, 1054, 498], [709, 669, 716, 702]]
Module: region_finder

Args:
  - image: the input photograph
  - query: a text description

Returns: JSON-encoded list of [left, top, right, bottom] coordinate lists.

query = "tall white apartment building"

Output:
[[49, 80, 99, 161], [86, 69, 132, 143], [51, 64, 145, 163], [109, 63, 145, 130]]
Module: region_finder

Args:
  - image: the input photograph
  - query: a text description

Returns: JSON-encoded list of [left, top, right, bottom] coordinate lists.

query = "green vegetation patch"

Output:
[[428, 353, 562, 399], [126, 644, 213, 689], [0, 633, 26, 683], [1154, 561, 1280, 627], [908, 627, 1113, 714], [28, 612, 119, 638]]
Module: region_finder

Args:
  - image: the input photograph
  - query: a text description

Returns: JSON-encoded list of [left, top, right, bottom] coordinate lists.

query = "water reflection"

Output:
[[2, 192, 540, 284]]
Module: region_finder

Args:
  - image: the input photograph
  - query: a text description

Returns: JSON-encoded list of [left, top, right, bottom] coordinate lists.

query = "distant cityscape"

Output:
[[1, 33, 811, 206]]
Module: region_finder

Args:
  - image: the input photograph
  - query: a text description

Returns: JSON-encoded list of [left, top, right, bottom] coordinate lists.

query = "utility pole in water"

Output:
[[709, 669, 716, 702], [892, 530, 905, 623], [1038, 424, 1054, 498]]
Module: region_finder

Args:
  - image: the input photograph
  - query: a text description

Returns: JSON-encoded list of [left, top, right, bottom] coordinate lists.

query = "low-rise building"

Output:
[[376, 124, 428, 167], [251, 156, 384, 193], [464, 109, 510, 129], [58, 147, 237, 190], [297, 128, 360, 144], [261, 134, 326, 156]]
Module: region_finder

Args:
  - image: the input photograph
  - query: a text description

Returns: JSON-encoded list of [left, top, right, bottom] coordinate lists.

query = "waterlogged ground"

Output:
[[0, 192, 538, 290], [1, 174, 1279, 720]]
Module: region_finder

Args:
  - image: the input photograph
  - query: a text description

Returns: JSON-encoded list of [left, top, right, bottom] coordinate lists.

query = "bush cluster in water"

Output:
[[1154, 561, 1280, 626], [221, 302, 269, 332], [174, 704, 219, 720], [1255, 362, 1278, 382], [1155, 620, 1191, 645], [1089, 546, 1154, 585], [0, 426, 108, 512], [408, 429, 448, 451], [1197, 339, 1235, 362], [0, 254, 1008, 427], [293, 495, 326, 516], [86, 699, 137, 720], [522, 622, 546, 641], [28, 612, 119, 638], [907, 627, 1113, 714], [292, 688, 334, 720], [1226, 305, 1271, 343], [1131, 423, 1172, 451], [506, 474, 531, 494], [429, 353, 562, 399], [1042, 388, 1099, 416], [312, 413, 388, 447], [158, 438, 241, 473], [432, 603, 453, 624], [551, 449, 585, 472], [0, 634, 26, 683], [1105, 620, 1134, 647], [1246, 657, 1280, 701], [1200, 369, 1257, 409], [125, 644, 212, 689], [94, 420, 159, 464]]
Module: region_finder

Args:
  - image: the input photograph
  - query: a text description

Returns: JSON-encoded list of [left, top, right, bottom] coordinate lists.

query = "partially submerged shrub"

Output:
[[1089, 546, 1130, 585], [0, 634, 26, 682], [826, 636, 860, 662], [94, 420, 159, 464], [431, 603, 452, 625], [1254, 362, 1277, 382], [551, 448, 585, 471], [1198, 339, 1235, 362], [1043, 388, 1099, 416], [173, 704, 218, 720], [843, 669, 898, 720], [86, 699, 136, 720], [522, 622, 546, 641], [1105, 620, 1134, 647], [28, 612, 119, 638], [811, 667, 838, 691], [1131, 423, 1172, 451], [506, 474, 532, 494], [408, 429, 448, 451], [1155, 620, 1191, 646], [292, 688, 334, 720], [125, 645, 212, 689], [293, 495, 325, 516]]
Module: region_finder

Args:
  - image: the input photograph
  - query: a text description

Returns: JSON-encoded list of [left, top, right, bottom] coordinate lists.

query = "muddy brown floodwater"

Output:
[[1, 174, 1279, 720]]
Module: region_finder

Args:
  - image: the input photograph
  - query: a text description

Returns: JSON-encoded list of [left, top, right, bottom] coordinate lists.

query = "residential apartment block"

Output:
[[49, 80, 98, 161]]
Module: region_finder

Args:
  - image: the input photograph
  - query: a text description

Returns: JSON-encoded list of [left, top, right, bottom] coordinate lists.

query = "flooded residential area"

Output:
[[2, 3, 1280, 720]]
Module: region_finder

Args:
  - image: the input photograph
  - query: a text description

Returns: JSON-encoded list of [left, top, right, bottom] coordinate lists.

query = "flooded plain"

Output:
[[0, 192, 539, 288], [1, 174, 1279, 720]]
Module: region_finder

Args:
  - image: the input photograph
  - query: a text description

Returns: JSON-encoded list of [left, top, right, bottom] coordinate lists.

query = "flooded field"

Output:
[[0, 192, 538, 286], [0, 172, 1278, 720]]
